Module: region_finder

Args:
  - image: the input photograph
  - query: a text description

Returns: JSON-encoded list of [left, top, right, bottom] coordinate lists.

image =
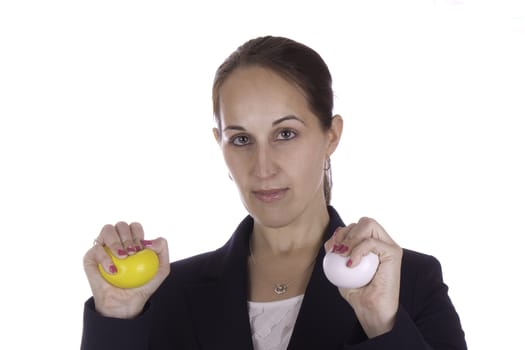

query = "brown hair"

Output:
[[212, 36, 335, 204]]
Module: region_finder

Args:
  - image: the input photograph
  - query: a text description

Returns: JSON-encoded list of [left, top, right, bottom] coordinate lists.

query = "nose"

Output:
[[253, 144, 277, 180]]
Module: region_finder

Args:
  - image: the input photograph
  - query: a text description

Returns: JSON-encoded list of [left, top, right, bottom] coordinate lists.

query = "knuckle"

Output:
[[109, 241, 123, 250], [101, 224, 114, 232], [365, 237, 376, 245], [359, 217, 376, 227], [345, 223, 356, 234], [156, 237, 169, 250], [82, 250, 92, 265], [84, 246, 102, 266], [130, 222, 143, 231]]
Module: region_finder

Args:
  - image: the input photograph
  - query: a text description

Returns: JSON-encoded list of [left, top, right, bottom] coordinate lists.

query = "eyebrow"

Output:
[[272, 115, 305, 126], [222, 115, 305, 132]]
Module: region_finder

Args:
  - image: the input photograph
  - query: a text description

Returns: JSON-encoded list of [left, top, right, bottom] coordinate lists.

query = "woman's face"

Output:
[[214, 66, 342, 228]]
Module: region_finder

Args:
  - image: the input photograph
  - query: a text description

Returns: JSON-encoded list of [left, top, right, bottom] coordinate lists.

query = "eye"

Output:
[[276, 128, 297, 140], [229, 134, 251, 146]]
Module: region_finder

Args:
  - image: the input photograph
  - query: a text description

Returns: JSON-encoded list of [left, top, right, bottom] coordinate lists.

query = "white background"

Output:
[[0, 1, 523, 349]]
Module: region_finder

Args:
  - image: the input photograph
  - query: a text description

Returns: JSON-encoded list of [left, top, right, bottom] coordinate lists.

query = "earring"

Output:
[[324, 158, 331, 171], [323, 157, 333, 204]]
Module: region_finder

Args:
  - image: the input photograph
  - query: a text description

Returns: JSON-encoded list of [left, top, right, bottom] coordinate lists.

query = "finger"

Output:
[[144, 237, 169, 264], [324, 224, 357, 253], [142, 237, 170, 272], [98, 224, 128, 258], [115, 221, 139, 255], [334, 223, 357, 242], [130, 222, 145, 249], [355, 217, 395, 244], [339, 217, 396, 255], [83, 244, 117, 276], [347, 237, 401, 267], [324, 226, 343, 252]]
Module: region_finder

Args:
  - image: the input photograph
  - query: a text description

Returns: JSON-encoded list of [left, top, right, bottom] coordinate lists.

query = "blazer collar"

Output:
[[185, 206, 364, 349], [288, 206, 364, 348]]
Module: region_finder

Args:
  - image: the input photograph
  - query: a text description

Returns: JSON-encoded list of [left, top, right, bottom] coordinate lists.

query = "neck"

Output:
[[251, 201, 330, 256]]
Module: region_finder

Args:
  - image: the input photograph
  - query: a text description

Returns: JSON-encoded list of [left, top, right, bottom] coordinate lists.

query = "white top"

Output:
[[248, 294, 304, 350]]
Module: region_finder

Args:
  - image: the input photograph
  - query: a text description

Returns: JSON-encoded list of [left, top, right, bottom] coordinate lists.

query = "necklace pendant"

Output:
[[274, 284, 288, 295]]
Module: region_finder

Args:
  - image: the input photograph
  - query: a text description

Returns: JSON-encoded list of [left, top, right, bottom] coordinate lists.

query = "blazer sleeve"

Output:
[[80, 264, 200, 350], [80, 298, 150, 350], [343, 252, 467, 350]]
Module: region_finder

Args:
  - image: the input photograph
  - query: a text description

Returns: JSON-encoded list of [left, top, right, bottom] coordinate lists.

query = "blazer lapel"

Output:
[[182, 207, 364, 349], [184, 216, 254, 349], [288, 207, 366, 348]]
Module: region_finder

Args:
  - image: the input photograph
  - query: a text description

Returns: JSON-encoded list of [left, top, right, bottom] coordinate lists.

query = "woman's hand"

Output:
[[83, 222, 170, 319], [324, 217, 403, 338]]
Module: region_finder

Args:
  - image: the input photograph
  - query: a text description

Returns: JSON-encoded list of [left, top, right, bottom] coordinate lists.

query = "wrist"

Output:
[[94, 295, 146, 319], [354, 305, 398, 338]]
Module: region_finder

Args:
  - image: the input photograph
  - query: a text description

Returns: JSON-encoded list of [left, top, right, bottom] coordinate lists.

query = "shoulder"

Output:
[[401, 248, 443, 275], [168, 247, 228, 285], [399, 248, 449, 310], [400, 248, 445, 288]]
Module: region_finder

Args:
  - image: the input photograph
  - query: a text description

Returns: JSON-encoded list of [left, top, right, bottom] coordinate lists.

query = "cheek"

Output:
[[287, 147, 325, 183], [222, 149, 249, 178]]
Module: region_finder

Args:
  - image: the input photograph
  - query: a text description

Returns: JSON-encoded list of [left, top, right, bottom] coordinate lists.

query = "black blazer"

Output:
[[81, 207, 467, 349]]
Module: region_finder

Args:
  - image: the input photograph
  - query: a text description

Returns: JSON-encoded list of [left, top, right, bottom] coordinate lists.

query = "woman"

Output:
[[81, 36, 467, 349]]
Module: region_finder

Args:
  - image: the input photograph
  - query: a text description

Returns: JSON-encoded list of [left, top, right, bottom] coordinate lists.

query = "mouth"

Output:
[[252, 188, 289, 203]]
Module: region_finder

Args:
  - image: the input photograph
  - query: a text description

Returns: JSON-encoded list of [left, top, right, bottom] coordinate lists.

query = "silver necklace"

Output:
[[249, 239, 318, 295]]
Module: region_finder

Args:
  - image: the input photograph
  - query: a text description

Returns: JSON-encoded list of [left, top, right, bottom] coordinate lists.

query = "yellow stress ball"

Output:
[[98, 246, 159, 289]]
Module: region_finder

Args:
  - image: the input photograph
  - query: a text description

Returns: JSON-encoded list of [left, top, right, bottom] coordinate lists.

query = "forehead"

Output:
[[218, 66, 312, 125]]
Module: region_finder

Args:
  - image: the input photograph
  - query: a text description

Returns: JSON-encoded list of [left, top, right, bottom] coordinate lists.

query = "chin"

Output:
[[243, 199, 299, 229], [254, 214, 291, 229]]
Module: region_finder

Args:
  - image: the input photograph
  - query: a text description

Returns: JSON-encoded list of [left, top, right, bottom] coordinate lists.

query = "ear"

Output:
[[212, 127, 221, 145], [326, 114, 343, 156]]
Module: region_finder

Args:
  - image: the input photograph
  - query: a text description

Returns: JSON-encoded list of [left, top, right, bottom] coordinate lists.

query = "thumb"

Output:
[[141, 237, 170, 277]]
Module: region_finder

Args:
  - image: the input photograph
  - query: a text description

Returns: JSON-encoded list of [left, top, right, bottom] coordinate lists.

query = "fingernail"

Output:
[[135, 245, 142, 251], [117, 249, 127, 256], [346, 259, 353, 267], [332, 244, 342, 253], [109, 264, 118, 274], [338, 245, 349, 254], [127, 246, 137, 253], [140, 240, 153, 247]]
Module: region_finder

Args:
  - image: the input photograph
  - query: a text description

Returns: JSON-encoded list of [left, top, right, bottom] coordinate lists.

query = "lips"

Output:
[[253, 188, 288, 203]]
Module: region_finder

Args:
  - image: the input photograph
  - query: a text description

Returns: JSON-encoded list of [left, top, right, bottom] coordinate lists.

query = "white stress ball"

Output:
[[323, 252, 379, 289]]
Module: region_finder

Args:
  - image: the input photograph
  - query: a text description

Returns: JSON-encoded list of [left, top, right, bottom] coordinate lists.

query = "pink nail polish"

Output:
[[109, 264, 118, 274], [346, 259, 353, 267], [141, 240, 153, 247], [117, 249, 127, 256], [332, 244, 341, 253], [127, 246, 136, 253], [135, 245, 142, 251], [339, 245, 349, 254]]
